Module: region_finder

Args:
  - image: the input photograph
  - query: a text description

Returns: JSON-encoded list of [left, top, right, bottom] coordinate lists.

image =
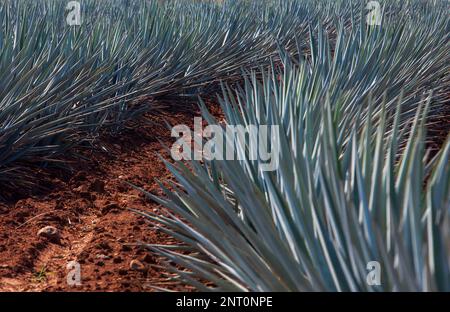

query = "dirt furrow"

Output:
[[0, 107, 203, 291]]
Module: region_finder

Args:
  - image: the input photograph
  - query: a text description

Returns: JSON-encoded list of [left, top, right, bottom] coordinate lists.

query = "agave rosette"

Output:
[[135, 0, 450, 292]]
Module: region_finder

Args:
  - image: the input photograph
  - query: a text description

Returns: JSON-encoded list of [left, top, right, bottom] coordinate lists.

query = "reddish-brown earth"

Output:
[[0, 94, 447, 292], [0, 102, 222, 292]]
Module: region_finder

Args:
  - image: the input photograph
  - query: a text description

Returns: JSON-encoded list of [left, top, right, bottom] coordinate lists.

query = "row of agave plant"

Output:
[[0, 0, 324, 192], [135, 1, 450, 291]]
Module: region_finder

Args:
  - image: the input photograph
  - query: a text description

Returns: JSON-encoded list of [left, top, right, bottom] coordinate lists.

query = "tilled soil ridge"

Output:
[[0, 106, 209, 292]]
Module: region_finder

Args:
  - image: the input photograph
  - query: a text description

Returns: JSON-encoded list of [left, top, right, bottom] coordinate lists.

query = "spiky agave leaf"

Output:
[[0, 0, 320, 191], [3, 0, 446, 192], [137, 85, 449, 292], [135, 1, 450, 290]]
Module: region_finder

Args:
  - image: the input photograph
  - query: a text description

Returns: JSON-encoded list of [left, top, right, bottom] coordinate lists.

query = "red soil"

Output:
[[0, 102, 222, 292], [0, 94, 446, 292]]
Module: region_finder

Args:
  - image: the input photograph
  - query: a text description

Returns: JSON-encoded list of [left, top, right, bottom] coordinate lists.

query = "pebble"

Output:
[[37, 226, 60, 240], [96, 254, 111, 260], [129, 259, 146, 272]]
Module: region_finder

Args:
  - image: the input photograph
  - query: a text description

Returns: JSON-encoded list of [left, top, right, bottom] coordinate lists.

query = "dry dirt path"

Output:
[[0, 105, 210, 292]]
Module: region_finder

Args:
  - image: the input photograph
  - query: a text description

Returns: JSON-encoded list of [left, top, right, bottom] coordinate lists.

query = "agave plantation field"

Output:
[[0, 0, 449, 293]]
